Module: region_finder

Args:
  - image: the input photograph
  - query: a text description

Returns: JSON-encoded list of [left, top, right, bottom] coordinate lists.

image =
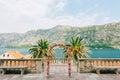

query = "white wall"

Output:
[[0, 52, 15, 59]]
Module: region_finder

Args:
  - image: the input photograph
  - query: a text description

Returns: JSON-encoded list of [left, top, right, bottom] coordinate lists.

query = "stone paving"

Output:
[[0, 64, 120, 80], [0, 73, 120, 80]]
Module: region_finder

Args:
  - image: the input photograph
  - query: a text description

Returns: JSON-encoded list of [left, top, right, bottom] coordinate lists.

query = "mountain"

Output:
[[0, 22, 120, 49]]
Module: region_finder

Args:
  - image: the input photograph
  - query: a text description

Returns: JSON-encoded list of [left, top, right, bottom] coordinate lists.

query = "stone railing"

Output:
[[0, 58, 71, 73], [77, 58, 120, 72], [0, 59, 44, 73], [2, 58, 118, 73], [50, 58, 68, 65]]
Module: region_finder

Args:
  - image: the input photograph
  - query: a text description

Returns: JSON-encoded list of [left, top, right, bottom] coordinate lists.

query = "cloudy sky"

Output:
[[0, 0, 120, 33]]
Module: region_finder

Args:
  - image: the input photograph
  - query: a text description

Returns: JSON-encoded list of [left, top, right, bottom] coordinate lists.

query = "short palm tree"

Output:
[[64, 37, 91, 61], [29, 39, 55, 59]]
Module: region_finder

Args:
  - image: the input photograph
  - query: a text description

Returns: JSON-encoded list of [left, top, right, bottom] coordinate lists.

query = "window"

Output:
[[7, 54, 9, 57], [3, 54, 5, 57]]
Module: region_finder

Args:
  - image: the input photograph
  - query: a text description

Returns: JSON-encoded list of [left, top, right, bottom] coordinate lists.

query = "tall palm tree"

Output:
[[63, 37, 91, 61], [29, 39, 55, 59]]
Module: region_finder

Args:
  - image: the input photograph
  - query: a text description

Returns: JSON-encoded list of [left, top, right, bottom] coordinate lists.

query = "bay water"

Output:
[[0, 48, 120, 58]]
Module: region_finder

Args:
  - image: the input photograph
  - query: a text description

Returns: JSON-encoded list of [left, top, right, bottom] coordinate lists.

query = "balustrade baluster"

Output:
[[112, 60, 114, 66], [108, 60, 110, 66], [22, 60, 24, 66], [117, 60, 120, 66], [105, 61, 108, 66], [23, 60, 25, 66], [115, 60, 117, 66], [15, 60, 17, 66], [94, 60, 96, 66], [16, 61, 18, 66], [10, 60, 12, 66], [93, 60, 96, 66], [116, 60, 118, 66], [102, 60, 104, 66], [6, 60, 8, 66], [26, 60, 28, 69], [113, 60, 115, 66], [100, 60, 102, 66], [3, 60, 4, 66], [97, 60, 99, 66], [118, 60, 120, 66], [18, 60, 20, 66], [0, 60, 2, 66], [3, 60, 5, 66], [111, 60, 113, 66], [30, 60, 32, 70], [34, 60, 36, 71], [91, 60, 94, 68]]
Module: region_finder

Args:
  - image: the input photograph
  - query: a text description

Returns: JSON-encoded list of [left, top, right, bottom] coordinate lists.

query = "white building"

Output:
[[0, 51, 24, 59]]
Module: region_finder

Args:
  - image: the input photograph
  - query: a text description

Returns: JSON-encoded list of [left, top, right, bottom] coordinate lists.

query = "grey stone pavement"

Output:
[[0, 64, 120, 80]]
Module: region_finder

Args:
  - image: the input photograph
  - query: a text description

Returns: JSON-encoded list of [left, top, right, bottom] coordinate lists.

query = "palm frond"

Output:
[[64, 37, 92, 61], [29, 39, 55, 59]]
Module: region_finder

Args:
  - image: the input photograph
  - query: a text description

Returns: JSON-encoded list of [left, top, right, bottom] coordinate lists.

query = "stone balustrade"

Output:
[[50, 58, 68, 64], [0, 58, 69, 73], [0, 58, 120, 73], [78, 58, 120, 72], [0, 59, 44, 73]]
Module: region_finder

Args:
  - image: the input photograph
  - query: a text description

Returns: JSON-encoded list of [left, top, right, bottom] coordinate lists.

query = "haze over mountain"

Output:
[[0, 22, 120, 49]]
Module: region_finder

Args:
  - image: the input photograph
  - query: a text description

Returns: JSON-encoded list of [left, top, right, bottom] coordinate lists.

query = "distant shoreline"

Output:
[[0, 48, 120, 58]]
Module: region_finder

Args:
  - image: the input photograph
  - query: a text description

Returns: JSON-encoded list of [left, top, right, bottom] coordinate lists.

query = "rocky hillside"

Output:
[[0, 22, 120, 49]]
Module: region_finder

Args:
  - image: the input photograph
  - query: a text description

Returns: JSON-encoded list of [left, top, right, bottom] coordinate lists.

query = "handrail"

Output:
[[79, 58, 120, 61], [0, 58, 42, 61]]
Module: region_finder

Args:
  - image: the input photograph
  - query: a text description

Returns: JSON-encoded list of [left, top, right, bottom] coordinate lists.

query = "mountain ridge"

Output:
[[0, 22, 120, 49]]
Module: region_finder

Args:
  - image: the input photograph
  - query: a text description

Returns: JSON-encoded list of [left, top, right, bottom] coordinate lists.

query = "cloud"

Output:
[[0, 0, 117, 33], [55, 0, 67, 10], [0, 0, 68, 33], [0, 0, 53, 17], [31, 12, 113, 30]]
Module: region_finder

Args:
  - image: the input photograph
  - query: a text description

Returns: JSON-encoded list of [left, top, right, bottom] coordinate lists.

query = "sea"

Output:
[[0, 48, 120, 58]]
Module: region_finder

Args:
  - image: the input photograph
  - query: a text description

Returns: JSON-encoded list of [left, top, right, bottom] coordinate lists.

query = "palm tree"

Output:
[[63, 37, 91, 61], [29, 39, 55, 59]]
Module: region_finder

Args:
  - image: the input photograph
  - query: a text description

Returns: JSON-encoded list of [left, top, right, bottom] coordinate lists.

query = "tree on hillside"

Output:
[[63, 37, 91, 61], [29, 39, 55, 59]]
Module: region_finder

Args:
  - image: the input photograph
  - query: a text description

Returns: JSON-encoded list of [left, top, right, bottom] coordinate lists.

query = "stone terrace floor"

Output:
[[0, 73, 120, 80]]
